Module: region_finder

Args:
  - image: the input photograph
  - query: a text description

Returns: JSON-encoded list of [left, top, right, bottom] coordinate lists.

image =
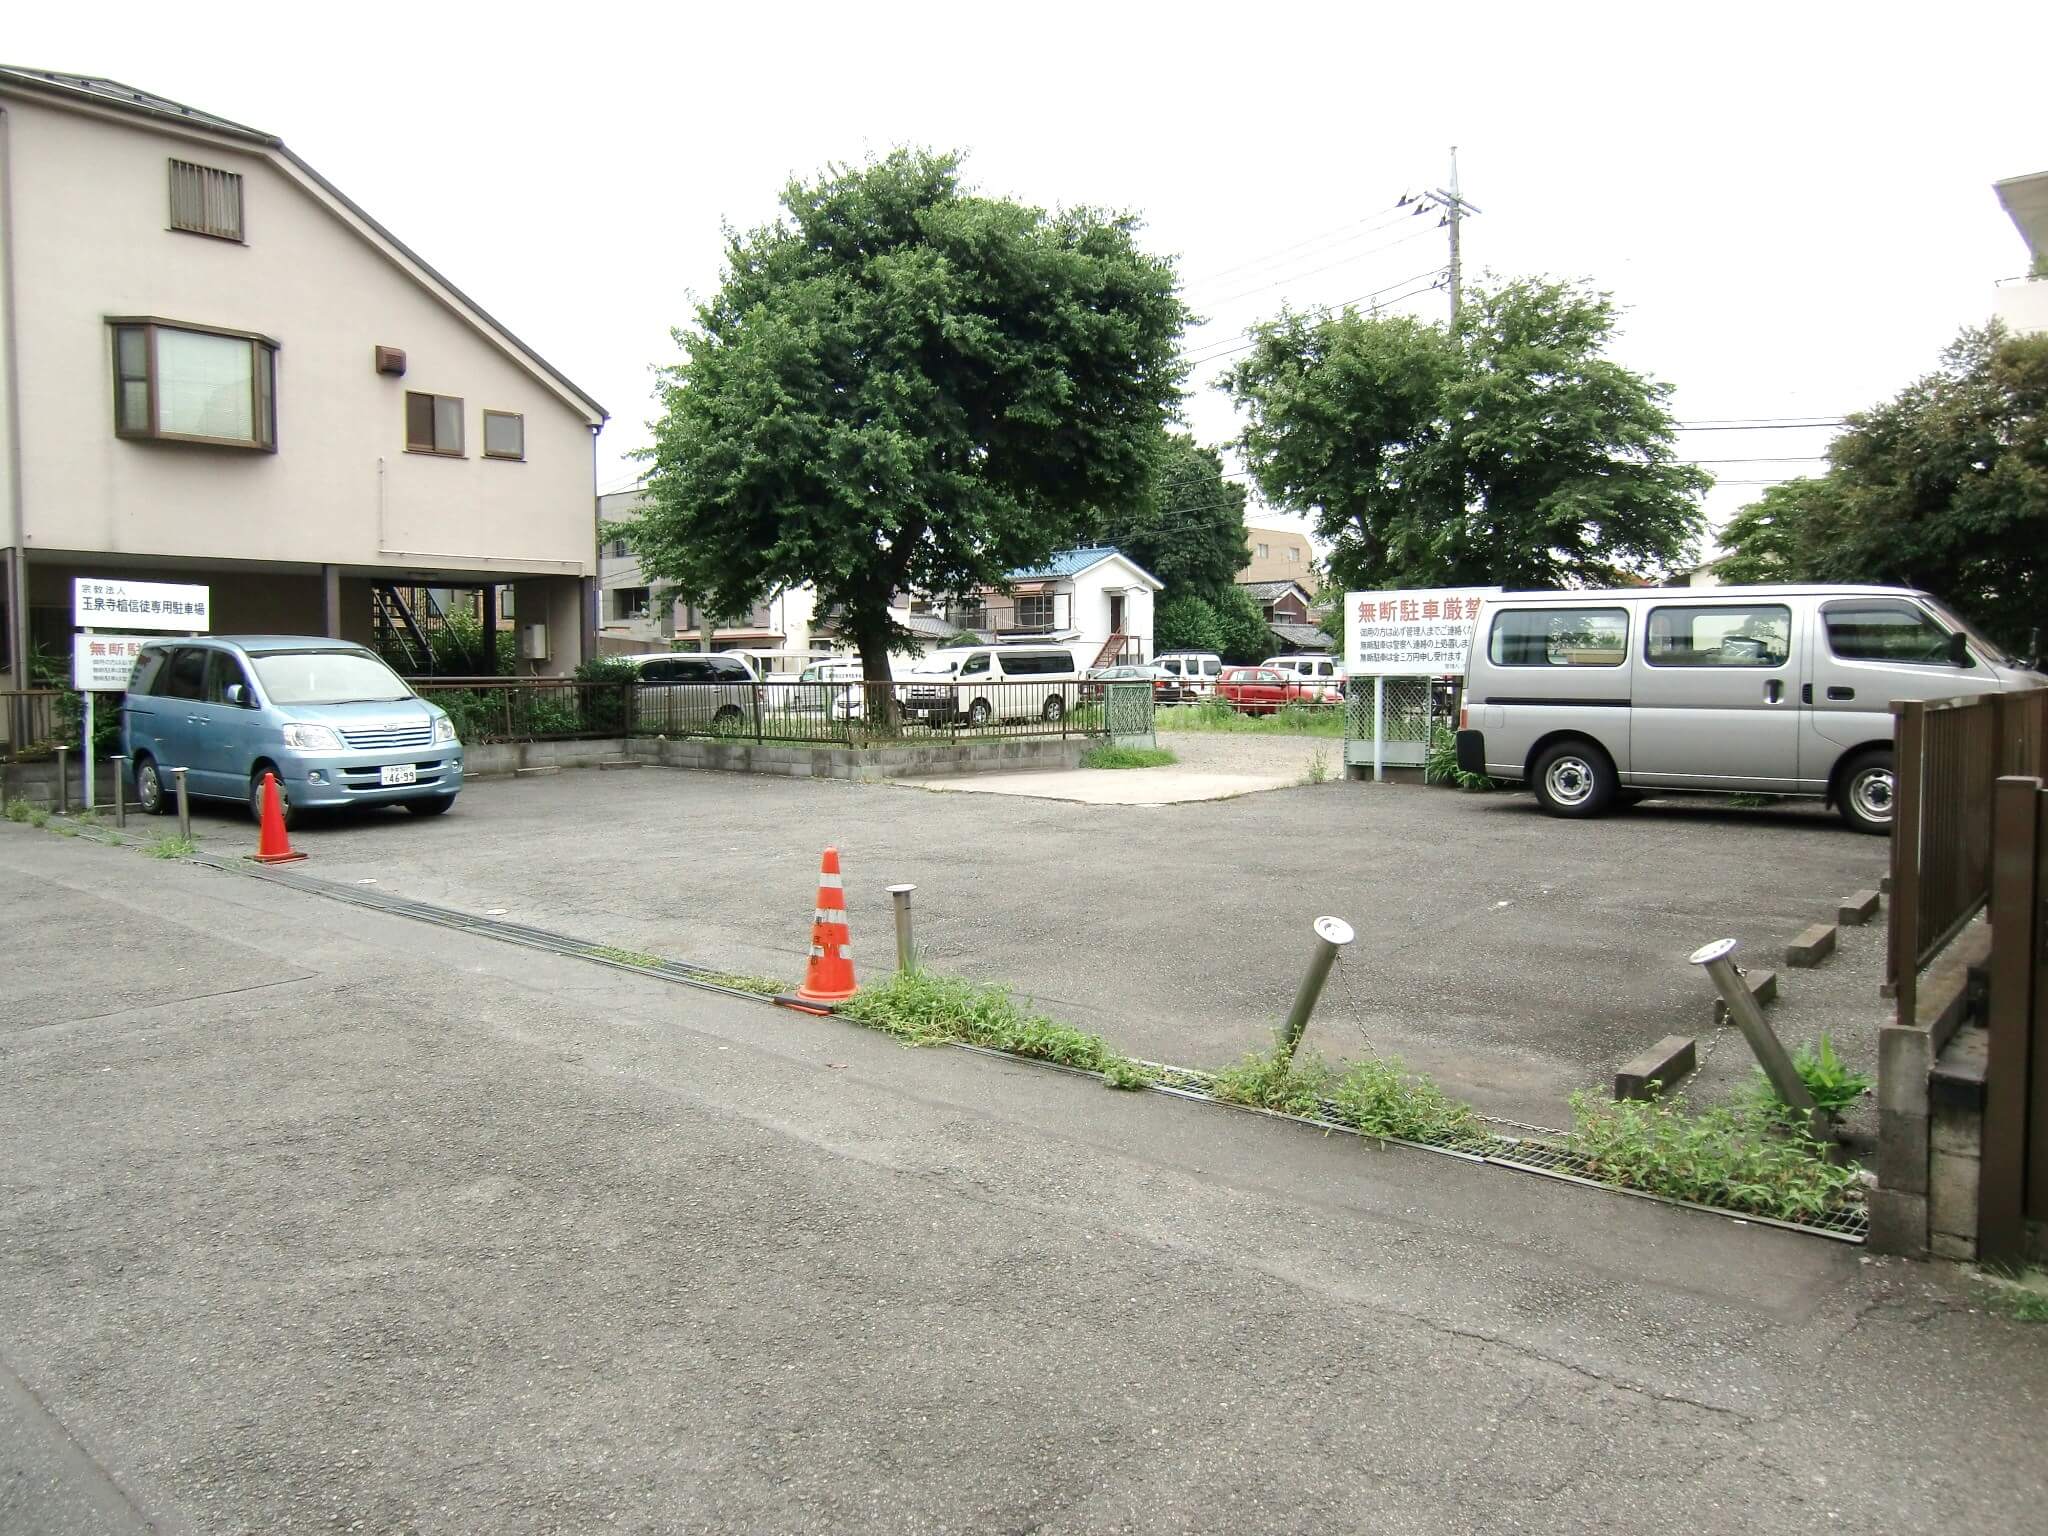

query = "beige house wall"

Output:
[[1240, 526, 1318, 593]]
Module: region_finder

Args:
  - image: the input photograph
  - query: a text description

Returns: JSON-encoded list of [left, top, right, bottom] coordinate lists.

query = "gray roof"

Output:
[[1240, 579, 1312, 604], [1267, 622, 1335, 652], [0, 66, 608, 424]]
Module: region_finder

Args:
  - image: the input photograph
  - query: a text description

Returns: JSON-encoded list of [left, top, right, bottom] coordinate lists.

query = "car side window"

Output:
[[1644, 605, 1791, 668], [1160, 658, 1181, 676], [1203, 660, 1220, 677], [164, 647, 207, 701], [130, 648, 168, 695], [669, 658, 712, 682], [960, 653, 990, 677], [1488, 607, 1629, 667], [710, 657, 753, 681], [1824, 602, 1961, 666], [204, 651, 255, 705]]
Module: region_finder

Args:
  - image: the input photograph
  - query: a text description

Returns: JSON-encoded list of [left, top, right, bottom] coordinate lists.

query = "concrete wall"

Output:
[[630, 735, 1084, 781], [1993, 278, 2048, 337], [2, 89, 599, 579], [1242, 527, 1318, 592]]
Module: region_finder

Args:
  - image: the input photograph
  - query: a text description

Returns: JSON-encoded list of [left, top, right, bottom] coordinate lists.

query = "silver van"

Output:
[[1453, 584, 2045, 832]]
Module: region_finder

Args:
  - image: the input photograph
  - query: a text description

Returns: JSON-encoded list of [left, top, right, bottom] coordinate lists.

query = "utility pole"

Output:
[[1429, 147, 1480, 326]]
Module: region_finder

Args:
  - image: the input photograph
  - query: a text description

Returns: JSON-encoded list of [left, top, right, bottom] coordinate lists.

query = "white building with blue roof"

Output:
[[948, 545, 1161, 668]]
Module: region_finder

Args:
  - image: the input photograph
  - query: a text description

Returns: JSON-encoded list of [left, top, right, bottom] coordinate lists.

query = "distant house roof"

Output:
[[1239, 579, 1314, 605], [898, 612, 959, 640], [1002, 546, 1163, 590], [0, 65, 607, 425], [1267, 622, 1335, 652]]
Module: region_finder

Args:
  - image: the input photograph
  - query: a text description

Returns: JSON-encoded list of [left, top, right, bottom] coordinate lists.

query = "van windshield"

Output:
[[253, 651, 413, 705], [909, 658, 959, 676], [1921, 598, 2014, 666]]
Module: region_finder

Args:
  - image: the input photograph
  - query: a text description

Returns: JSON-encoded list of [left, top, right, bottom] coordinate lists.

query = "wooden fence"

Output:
[[1984, 774, 2048, 1262]]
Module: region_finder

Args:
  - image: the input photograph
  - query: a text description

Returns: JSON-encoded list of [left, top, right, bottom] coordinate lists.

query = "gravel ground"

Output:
[[1153, 728, 1343, 779]]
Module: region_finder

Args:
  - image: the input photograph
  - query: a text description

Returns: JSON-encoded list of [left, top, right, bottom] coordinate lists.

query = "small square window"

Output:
[[405, 391, 464, 456], [169, 160, 243, 241], [483, 410, 524, 460]]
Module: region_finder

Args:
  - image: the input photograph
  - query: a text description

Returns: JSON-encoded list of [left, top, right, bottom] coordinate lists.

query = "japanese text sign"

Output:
[[1343, 587, 1499, 676], [71, 633, 150, 691], [72, 577, 210, 632]]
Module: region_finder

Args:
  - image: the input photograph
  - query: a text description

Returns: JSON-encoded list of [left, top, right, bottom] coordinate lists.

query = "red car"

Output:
[[1215, 666, 1343, 715]]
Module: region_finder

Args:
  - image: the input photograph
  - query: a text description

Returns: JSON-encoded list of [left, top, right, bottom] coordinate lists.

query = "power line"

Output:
[[1180, 199, 1417, 294], [1672, 419, 1847, 431], [1183, 269, 1449, 368], [1187, 225, 1439, 314], [1684, 454, 1831, 464]]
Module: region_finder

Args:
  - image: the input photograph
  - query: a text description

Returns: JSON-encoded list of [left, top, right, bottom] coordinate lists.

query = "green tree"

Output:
[[1224, 277, 1708, 592], [1213, 585, 1274, 662], [1092, 432, 1248, 597], [1716, 326, 2047, 651], [634, 149, 1188, 694], [1154, 593, 1224, 654]]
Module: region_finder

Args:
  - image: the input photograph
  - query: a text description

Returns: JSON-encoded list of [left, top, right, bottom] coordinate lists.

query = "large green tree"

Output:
[[1223, 277, 1707, 591], [1092, 432, 1248, 596], [1715, 326, 2048, 650], [635, 150, 1188, 688]]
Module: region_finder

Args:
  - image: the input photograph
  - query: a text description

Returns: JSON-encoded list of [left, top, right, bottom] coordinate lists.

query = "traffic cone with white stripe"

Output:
[[797, 847, 857, 1003]]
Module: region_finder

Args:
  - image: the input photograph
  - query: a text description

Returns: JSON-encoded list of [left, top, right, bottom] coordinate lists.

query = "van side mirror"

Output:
[[1947, 631, 1970, 668], [225, 683, 249, 707]]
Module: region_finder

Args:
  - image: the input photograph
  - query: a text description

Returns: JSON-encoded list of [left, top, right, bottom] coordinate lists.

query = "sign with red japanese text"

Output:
[[72, 577, 210, 632], [1343, 587, 1499, 675], [71, 633, 151, 691]]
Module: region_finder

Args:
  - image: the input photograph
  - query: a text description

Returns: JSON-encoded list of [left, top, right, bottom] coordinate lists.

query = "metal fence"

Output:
[[1889, 689, 2048, 1023], [1, 690, 62, 763], [411, 678, 1144, 748], [1343, 676, 1455, 776]]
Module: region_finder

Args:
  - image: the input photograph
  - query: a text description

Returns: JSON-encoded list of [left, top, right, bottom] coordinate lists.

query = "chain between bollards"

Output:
[[172, 766, 192, 842], [886, 884, 917, 973], [1277, 915, 1355, 1061], [111, 756, 129, 829], [1690, 938, 1825, 1138]]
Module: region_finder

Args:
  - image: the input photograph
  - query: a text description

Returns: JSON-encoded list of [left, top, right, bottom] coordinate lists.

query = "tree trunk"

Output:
[[854, 623, 897, 728]]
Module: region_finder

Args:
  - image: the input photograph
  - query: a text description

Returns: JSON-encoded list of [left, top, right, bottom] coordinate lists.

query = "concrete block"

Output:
[[1712, 967, 1778, 1027], [1930, 1230, 1976, 1263], [1614, 1035, 1697, 1101], [1880, 874, 1892, 896], [1932, 1099, 1985, 1159], [1928, 1148, 1980, 1241], [1785, 922, 1838, 968], [1877, 1107, 1929, 1194], [1878, 1024, 1931, 1116], [513, 765, 561, 778], [598, 758, 644, 771], [1837, 889, 1881, 926], [1867, 1188, 1928, 1256]]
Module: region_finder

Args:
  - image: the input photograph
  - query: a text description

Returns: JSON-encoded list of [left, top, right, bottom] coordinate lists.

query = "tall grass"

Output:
[[1155, 701, 1344, 737]]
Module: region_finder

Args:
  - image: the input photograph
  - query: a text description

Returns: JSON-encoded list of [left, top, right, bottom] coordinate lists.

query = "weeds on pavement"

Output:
[[1978, 1267, 2048, 1322], [1331, 1057, 1486, 1146], [837, 969, 1156, 1089], [1424, 730, 1495, 791], [585, 944, 666, 969], [1564, 1089, 1861, 1223], [4, 797, 34, 823], [1748, 1032, 1872, 1119], [1081, 743, 1177, 770], [1211, 1049, 1336, 1118], [1302, 746, 1331, 785], [694, 971, 788, 997], [145, 834, 196, 859]]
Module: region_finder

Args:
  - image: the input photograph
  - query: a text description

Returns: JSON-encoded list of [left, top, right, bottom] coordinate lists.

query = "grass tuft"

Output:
[[1330, 1057, 1485, 1145], [836, 969, 1156, 1089], [585, 944, 666, 969], [693, 971, 788, 997], [1156, 701, 1344, 737], [5, 797, 35, 823], [1302, 746, 1332, 785], [1979, 1267, 2048, 1322], [145, 834, 196, 859], [1081, 743, 1177, 770]]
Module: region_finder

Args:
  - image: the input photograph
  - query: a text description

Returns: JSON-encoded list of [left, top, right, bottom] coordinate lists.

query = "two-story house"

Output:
[[1239, 525, 1318, 593], [0, 67, 607, 696], [595, 485, 819, 655], [948, 546, 1160, 666]]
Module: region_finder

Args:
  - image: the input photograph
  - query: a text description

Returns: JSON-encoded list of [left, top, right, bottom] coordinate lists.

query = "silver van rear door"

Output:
[[1631, 601, 1799, 790]]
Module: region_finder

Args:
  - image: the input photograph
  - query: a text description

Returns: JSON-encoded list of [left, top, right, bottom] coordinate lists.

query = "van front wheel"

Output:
[[1837, 748, 1895, 835], [1531, 740, 1618, 819]]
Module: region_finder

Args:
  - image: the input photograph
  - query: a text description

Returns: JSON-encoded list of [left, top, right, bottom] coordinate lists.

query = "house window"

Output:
[[168, 159, 243, 241], [1256, 543, 1271, 560], [613, 587, 651, 620], [1284, 546, 1300, 562], [1015, 593, 1053, 629], [953, 602, 989, 631], [405, 392, 464, 456], [482, 410, 524, 461], [606, 538, 630, 559], [110, 320, 277, 450]]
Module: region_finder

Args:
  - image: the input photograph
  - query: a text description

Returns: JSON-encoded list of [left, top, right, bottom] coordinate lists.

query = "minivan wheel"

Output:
[[250, 768, 296, 831], [134, 756, 167, 816], [1837, 748, 1895, 836], [967, 698, 992, 727], [1041, 695, 1065, 723], [1531, 739, 1618, 819]]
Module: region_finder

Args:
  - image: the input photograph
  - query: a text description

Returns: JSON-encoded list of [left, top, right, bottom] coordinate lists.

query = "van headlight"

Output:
[[432, 715, 459, 744], [281, 723, 343, 751]]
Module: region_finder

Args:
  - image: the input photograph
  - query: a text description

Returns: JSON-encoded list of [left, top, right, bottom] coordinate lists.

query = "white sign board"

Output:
[[72, 633, 151, 691], [72, 577, 210, 631], [1343, 587, 1500, 676]]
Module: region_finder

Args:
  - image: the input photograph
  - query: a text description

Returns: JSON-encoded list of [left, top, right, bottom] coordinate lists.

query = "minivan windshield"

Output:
[[1921, 598, 2014, 667], [909, 657, 960, 676], [253, 650, 413, 705]]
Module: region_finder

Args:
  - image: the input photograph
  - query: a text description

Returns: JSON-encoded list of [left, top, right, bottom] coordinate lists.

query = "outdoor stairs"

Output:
[[1091, 633, 1128, 669]]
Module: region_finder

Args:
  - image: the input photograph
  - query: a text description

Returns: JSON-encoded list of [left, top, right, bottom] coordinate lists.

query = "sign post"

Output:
[[71, 579, 210, 811], [1342, 586, 1498, 781]]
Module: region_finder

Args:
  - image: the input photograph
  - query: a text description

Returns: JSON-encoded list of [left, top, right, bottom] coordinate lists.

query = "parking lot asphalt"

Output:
[[156, 760, 1888, 1125], [4, 828, 2044, 1534]]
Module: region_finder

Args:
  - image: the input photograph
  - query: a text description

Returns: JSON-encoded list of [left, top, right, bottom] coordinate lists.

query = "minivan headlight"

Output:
[[281, 723, 343, 751], [432, 715, 459, 744]]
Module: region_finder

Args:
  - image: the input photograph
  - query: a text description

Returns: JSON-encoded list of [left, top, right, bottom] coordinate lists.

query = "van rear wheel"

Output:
[[134, 756, 168, 816], [1837, 748, 1895, 835], [1531, 739, 1618, 819]]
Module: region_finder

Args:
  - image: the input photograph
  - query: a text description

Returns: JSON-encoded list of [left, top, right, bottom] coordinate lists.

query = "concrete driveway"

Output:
[[153, 763, 1887, 1125]]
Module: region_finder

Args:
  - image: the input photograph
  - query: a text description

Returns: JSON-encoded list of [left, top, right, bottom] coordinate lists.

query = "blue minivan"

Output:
[[122, 636, 463, 826]]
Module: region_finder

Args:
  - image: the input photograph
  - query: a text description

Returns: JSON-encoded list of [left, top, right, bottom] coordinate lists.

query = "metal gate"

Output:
[[1104, 682, 1156, 749], [1343, 676, 1451, 778]]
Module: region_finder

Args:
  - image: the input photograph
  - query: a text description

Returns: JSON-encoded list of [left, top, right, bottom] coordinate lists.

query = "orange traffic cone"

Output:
[[248, 771, 306, 864], [796, 847, 857, 1002]]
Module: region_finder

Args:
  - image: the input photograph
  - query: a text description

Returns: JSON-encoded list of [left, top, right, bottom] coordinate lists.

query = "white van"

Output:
[[1154, 651, 1222, 697], [900, 644, 1084, 726], [1263, 654, 1344, 686], [1454, 583, 2045, 832]]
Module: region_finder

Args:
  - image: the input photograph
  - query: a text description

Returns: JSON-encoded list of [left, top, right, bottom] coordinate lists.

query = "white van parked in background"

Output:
[[1454, 584, 2045, 833], [1264, 654, 1344, 686], [900, 644, 1083, 726], [1154, 651, 1222, 697]]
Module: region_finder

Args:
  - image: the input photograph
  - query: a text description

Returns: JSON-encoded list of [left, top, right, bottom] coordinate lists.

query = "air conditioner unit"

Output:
[[518, 623, 550, 661]]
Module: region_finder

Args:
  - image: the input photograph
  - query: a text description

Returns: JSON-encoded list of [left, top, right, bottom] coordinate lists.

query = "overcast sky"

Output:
[[16, 2, 2046, 555]]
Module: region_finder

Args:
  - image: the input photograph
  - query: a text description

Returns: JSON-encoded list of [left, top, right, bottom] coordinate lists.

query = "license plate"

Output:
[[379, 765, 418, 787]]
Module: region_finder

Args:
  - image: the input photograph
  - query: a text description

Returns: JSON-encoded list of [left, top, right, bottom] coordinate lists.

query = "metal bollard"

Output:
[[1276, 915, 1355, 1060], [172, 767, 192, 842], [55, 745, 70, 815], [1690, 939, 1823, 1134], [111, 756, 129, 828], [886, 883, 918, 973]]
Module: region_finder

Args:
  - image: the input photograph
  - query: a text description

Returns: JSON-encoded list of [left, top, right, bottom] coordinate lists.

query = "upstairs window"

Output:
[[169, 159, 243, 241], [405, 392, 464, 456], [482, 410, 525, 461], [110, 320, 277, 450], [1015, 593, 1054, 629]]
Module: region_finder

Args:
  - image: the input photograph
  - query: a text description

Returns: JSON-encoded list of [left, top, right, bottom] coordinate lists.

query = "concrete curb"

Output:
[[1838, 889, 1881, 926], [1711, 966, 1778, 1026], [1614, 1035, 1697, 1101], [1785, 922, 1838, 968]]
